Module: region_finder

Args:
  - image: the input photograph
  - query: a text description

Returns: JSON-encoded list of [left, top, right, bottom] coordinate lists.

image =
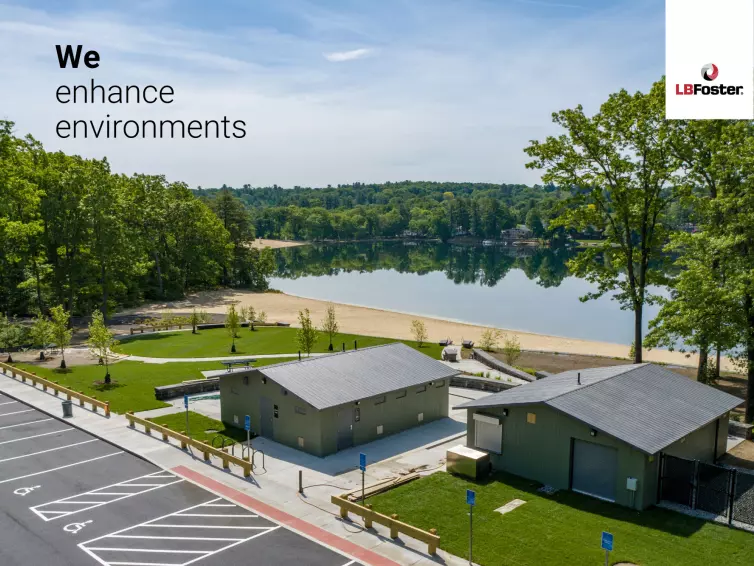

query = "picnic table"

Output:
[[221, 359, 256, 372]]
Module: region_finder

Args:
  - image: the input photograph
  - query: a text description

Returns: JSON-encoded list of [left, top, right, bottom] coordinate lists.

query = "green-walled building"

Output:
[[219, 343, 458, 457], [456, 364, 742, 509]]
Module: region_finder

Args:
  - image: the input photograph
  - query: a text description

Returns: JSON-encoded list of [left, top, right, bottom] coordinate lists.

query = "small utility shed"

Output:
[[219, 343, 458, 457], [455, 364, 742, 509]]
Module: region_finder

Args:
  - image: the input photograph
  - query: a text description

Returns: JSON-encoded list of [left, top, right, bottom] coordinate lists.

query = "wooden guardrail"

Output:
[[0, 362, 110, 417], [330, 494, 439, 555], [126, 412, 251, 478]]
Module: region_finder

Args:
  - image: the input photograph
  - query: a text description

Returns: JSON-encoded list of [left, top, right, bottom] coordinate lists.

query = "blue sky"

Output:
[[0, 0, 665, 187]]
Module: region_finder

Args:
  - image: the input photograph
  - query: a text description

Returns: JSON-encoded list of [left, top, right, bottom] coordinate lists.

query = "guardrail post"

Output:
[[339, 497, 349, 519], [390, 514, 399, 538], [92, 398, 98, 413], [202, 443, 210, 461], [42, 382, 47, 392], [66, 392, 72, 401], [222, 457, 230, 470], [244, 463, 251, 477], [79, 397, 85, 407], [105, 402, 110, 418], [364, 504, 373, 529], [162, 431, 169, 441], [145, 424, 151, 435], [127, 412, 135, 428], [428, 529, 438, 554]]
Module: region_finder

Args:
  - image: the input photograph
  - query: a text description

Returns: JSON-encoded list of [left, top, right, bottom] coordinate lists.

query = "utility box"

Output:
[[626, 477, 638, 491], [447, 445, 490, 479]]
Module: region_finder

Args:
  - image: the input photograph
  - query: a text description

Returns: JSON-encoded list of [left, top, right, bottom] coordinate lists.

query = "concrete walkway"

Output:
[[0, 372, 472, 566], [122, 352, 331, 364]]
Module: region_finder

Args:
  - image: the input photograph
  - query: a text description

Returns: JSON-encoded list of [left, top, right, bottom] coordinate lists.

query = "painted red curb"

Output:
[[172, 465, 402, 566]]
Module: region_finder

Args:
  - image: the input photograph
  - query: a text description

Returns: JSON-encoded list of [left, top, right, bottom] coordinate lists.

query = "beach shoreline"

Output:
[[117, 288, 731, 372]]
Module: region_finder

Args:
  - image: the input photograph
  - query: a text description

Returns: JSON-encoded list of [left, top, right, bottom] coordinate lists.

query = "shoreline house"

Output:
[[218, 343, 459, 457], [455, 364, 742, 509], [500, 224, 533, 241]]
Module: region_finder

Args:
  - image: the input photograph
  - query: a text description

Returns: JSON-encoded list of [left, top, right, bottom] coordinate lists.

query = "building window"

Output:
[[527, 412, 536, 424], [354, 407, 361, 422], [374, 395, 386, 405], [416, 385, 427, 394], [274, 405, 279, 418], [435, 380, 445, 388], [395, 389, 407, 399], [295, 406, 307, 415]]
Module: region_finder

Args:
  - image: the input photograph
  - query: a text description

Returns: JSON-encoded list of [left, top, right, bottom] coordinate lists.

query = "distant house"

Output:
[[500, 224, 533, 240], [219, 344, 458, 457], [455, 364, 741, 509]]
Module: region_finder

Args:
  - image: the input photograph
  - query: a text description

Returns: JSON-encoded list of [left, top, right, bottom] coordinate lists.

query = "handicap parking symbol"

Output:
[[64, 520, 92, 535]]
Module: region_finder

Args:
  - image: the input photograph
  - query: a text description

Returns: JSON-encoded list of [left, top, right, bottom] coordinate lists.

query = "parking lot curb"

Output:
[[173, 465, 403, 566]]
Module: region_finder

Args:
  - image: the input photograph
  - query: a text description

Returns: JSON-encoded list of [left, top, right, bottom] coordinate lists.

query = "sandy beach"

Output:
[[118, 289, 731, 372], [250, 239, 307, 250]]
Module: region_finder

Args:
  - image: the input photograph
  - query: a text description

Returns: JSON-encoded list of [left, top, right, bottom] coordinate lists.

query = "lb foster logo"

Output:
[[701, 63, 719, 81], [676, 64, 743, 96]]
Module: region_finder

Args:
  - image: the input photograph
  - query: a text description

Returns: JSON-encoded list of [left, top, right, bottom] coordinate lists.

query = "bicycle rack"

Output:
[[240, 444, 266, 472]]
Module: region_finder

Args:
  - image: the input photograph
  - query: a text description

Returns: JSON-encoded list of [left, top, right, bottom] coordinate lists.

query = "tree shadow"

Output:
[[92, 381, 124, 391], [52, 367, 73, 374]]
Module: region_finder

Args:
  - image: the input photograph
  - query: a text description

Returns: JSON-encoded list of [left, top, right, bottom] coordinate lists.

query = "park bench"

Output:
[[221, 359, 256, 372]]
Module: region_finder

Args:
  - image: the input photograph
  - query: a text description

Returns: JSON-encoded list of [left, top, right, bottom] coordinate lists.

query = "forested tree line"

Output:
[[0, 120, 274, 320], [525, 78, 754, 421], [198, 179, 694, 243]]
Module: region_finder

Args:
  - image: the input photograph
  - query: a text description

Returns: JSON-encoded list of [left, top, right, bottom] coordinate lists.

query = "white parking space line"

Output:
[[201, 503, 235, 507], [0, 439, 97, 463], [0, 451, 123, 484], [79, 498, 280, 566], [174, 514, 259, 518], [0, 429, 72, 445], [0, 418, 52, 430], [31, 471, 184, 521], [0, 401, 17, 406], [341, 561, 357, 566], [0, 409, 35, 418]]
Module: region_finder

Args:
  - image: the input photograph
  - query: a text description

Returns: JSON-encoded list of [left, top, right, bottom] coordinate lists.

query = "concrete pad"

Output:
[[495, 498, 526, 515]]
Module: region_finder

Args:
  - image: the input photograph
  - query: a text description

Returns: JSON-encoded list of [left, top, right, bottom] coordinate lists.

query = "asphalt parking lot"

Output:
[[0, 391, 363, 566]]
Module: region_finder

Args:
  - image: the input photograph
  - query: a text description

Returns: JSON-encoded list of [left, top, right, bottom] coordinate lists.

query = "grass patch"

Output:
[[17, 357, 291, 414], [116, 327, 443, 359], [147, 411, 248, 445], [368, 471, 754, 566]]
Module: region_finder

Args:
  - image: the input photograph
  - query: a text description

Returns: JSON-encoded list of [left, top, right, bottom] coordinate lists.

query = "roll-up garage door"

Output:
[[473, 413, 502, 454], [571, 439, 618, 502]]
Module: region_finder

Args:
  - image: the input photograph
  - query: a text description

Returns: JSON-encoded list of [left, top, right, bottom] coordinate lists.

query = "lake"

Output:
[[269, 241, 667, 346]]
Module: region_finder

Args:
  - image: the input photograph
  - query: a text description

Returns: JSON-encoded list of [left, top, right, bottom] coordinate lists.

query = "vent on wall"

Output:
[[526, 412, 536, 424], [418, 412, 424, 422], [297, 436, 305, 448], [377, 425, 383, 435]]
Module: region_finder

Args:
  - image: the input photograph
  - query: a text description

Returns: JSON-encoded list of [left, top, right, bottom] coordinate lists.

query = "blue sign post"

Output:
[[183, 395, 190, 438], [245, 415, 251, 461], [601, 531, 613, 565], [359, 453, 367, 506], [467, 490, 476, 565]]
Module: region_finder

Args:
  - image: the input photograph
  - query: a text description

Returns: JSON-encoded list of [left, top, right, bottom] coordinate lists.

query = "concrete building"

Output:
[[220, 343, 458, 457], [455, 364, 742, 509]]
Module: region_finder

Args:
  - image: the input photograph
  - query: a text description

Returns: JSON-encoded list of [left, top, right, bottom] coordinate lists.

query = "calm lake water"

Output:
[[269, 242, 666, 346]]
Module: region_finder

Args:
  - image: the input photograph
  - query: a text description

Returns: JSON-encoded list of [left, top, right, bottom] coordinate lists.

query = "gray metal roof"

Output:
[[253, 343, 459, 411], [455, 363, 743, 454]]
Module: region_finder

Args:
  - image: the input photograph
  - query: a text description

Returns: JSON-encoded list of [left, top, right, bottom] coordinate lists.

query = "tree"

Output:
[[246, 305, 257, 331], [320, 303, 339, 351], [479, 328, 502, 351], [190, 308, 200, 334], [87, 309, 118, 383], [29, 313, 54, 357], [297, 309, 318, 356], [50, 305, 72, 369], [225, 303, 241, 353], [410, 319, 428, 348], [502, 334, 522, 366], [0, 314, 27, 363], [525, 80, 674, 363]]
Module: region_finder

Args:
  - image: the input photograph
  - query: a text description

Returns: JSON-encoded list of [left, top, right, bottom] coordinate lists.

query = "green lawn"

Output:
[[116, 326, 443, 359], [17, 357, 291, 414], [147, 411, 248, 446], [368, 472, 754, 566]]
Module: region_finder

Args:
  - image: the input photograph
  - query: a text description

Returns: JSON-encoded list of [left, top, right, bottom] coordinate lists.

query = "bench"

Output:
[[221, 359, 256, 372]]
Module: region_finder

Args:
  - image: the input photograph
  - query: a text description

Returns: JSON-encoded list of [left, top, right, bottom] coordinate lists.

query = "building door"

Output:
[[260, 396, 274, 439], [571, 439, 618, 502], [336, 408, 354, 451]]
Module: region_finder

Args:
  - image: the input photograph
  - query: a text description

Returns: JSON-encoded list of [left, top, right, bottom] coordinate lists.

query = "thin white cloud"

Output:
[[323, 48, 373, 62]]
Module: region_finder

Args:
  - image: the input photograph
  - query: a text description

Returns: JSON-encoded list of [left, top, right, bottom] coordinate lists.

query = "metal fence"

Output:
[[658, 453, 754, 528]]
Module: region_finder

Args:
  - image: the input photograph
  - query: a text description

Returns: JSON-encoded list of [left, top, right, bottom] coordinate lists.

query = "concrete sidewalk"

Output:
[[0, 372, 471, 566]]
